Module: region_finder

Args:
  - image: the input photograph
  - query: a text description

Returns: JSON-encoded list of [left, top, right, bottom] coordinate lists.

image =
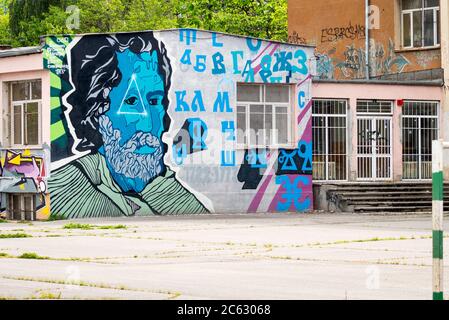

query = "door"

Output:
[[357, 117, 392, 180], [8, 194, 36, 221]]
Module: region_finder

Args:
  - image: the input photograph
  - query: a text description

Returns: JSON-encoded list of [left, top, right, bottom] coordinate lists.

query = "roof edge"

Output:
[[0, 46, 42, 58], [39, 28, 316, 48], [312, 78, 444, 87]]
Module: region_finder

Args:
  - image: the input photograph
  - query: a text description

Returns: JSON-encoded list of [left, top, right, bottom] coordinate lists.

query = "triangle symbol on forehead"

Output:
[[117, 74, 147, 116]]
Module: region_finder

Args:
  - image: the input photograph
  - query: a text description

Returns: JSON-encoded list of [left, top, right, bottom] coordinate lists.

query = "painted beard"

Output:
[[98, 114, 164, 193]]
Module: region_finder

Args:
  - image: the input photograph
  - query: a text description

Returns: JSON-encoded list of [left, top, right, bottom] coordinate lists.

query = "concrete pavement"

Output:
[[0, 213, 447, 300]]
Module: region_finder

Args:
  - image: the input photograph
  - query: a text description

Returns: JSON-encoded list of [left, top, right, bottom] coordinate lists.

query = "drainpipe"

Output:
[[365, 0, 370, 79]]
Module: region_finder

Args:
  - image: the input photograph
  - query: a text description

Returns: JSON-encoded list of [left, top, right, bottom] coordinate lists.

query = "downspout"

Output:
[[365, 0, 370, 79]]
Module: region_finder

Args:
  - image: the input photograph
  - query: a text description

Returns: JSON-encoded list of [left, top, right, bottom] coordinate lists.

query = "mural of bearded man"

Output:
[[48, 33, 209, 218]]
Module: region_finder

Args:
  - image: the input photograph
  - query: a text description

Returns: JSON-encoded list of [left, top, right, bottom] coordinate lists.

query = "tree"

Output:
[[0, 11, 11, 45], [1, 0, 288, 47], [173, 0, 287, 41], [0, 0, 11, 45], [76, 0, 125, 33], [8, 0, 73, 46], [124, 0, 177, 31]]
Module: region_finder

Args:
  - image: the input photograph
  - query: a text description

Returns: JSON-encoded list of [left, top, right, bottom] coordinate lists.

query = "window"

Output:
[[356, 100, 393, 114], [10, 80, 41, 146], [402, 101, 439, 180], [237, 84, 292, 147], [402, 0, 440, 48], [312, 99, 348, 181]]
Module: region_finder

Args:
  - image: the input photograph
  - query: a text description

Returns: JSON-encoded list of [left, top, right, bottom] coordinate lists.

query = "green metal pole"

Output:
[[432, 139, 444, 300]]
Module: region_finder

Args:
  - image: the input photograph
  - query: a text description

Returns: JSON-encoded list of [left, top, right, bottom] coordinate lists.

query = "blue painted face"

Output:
[[98, 49, 167, 193], [105, 49, 166, 154]]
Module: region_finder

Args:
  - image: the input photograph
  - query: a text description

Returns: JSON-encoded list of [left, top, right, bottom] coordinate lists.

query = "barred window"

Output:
[[312, 99, 348, 181]]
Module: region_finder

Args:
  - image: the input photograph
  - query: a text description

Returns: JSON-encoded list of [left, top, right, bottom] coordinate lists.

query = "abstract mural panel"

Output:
[[0, 149, 50, 219], [43, 29, 315, 219]]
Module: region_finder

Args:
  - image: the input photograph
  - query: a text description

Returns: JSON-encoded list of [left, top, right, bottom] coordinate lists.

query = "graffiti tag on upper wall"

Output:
[[288, 31, 307, 45], [321, 22, 366, 43]]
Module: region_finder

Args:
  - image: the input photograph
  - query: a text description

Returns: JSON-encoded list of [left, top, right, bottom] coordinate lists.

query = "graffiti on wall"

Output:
[[0, 149, 50, 218], [288, 31, 307, 45], [317, 39, 410, 79], [44, 29, 314, 218]]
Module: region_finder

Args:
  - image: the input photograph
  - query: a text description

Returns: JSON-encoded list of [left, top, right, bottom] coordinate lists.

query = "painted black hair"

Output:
[[66, 32, 172, 152]]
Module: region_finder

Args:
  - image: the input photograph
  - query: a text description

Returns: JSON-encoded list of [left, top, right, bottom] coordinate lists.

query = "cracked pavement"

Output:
[[0, 213, 448, 300]]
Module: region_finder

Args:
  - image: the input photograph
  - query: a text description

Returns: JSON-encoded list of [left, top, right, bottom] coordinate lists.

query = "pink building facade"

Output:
[[311, 80, 444, 211]]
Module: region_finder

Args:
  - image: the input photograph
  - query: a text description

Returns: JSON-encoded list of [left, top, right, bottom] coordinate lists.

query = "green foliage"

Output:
[[8, 0, 71, 44], [15, 5, 72, 46], [0, 1, 11, 45], [1, 0, 287, 47], [174, 0, 287, 41], [124, 0, 177, 31], [0, 233, 31, 238]]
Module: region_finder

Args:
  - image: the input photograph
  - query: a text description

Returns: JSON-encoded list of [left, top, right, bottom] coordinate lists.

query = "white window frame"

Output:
[[9, 80, 42, 148], [236, 83, 293, 149], [401, 0, 440, 49], [402, 100, 440, 180], [312, 99, 349, 182]]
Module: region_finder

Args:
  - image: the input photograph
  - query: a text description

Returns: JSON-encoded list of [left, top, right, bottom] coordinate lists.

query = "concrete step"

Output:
[[323, 182, 449, 213], [327, 186, 448, 192], [344, 195, 444, 201], [347, 201, 442, 207], [353, 206, 433, 212], [333, 191, 433, 197], [343, 196, 449, 201]]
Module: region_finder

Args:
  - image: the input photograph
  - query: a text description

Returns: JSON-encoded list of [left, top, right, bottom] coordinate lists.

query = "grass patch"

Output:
[[0, 233, 31, 239], [97, 225, 127, 230], [5, 275, 180, 297], [0, 219, 7, 223], [17, 221, 33, 225], [47, 215, 67, 221], [31, 291, 62, 300], [304, 235, 432, 248], [63, 223, 93, 230], [0, 252, 11, 258], [18, 252, 49, 260], [168, 292, 182, 300], [63, 223, 127, 230]]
